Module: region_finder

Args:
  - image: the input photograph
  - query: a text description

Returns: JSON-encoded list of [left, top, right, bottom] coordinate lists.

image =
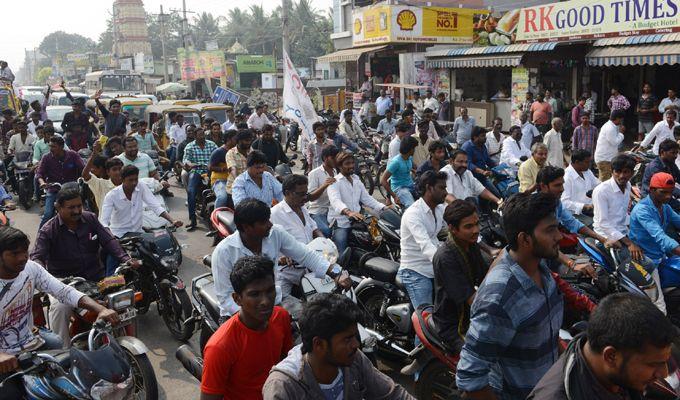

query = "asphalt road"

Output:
[[9, 174, 415, 399]]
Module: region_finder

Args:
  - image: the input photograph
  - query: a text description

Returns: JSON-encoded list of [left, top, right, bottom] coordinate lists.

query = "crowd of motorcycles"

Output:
[[3, 113, 680, 399]]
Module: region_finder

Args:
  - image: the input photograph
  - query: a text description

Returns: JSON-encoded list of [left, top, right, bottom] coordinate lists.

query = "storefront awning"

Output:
[[428, 54, 524, 69], [425, 42, 557, 68], [586, 43, 680, 66], [315, 45, 388, 63], [593, 33, 680, 47]]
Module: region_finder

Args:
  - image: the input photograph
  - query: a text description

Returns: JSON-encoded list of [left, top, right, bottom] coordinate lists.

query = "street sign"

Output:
[[213, 86, 240, 105]]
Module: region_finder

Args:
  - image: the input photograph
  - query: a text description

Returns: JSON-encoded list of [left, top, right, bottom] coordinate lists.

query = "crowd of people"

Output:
[[1, 76, 680, 400]]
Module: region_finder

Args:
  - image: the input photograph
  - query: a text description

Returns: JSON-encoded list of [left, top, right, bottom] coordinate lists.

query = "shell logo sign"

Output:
[[352, 4, 484, 46], [396, 10, 417, 31]]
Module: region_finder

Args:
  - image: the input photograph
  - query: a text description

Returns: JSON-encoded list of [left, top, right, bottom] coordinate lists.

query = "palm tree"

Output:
[[192, 12, 222, 50]]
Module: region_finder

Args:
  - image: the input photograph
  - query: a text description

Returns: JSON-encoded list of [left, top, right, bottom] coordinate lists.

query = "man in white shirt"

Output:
[[307, 145, 338, 238], [375, 90, 393, 118], [595, 110, 625, 182], [221, 108, 236, 132], [411, 91, 425, 118], [520, 111, 541, 150], [397, 171, 447, 336], [27, 112, 43, 136], [99, 165, 182, 238], [167, 113, 187, 165], [452, 107, 476, 146], [327, 151, 386, 254], [501, 125, 531, 168], [7, 120, 35, 155], [441, 150, 501, 206], [211, 198, 350, 319], [376, 109, 398, 137], [423, 90, 439, 113], [247, 103, 271, 131], [338, 110, 363, 141], [592, 154, 643, 258], [485, 117, 505, 165], [388, 123, 411, 160], [543, 117, 565, 167], [658, 89, 680, 114], [640, 110, 680, 155], [562, 149, 599, 224]]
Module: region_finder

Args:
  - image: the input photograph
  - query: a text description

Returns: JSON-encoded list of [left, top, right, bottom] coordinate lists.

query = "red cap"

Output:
[[650, 172, 675, 190]]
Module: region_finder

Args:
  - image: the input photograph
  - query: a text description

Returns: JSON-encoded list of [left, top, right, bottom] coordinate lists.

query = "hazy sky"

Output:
[[3, 0, 332, 69]]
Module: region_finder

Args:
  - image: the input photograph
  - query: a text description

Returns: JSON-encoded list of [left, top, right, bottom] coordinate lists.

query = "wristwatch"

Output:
[[328, 264, 342, 279]]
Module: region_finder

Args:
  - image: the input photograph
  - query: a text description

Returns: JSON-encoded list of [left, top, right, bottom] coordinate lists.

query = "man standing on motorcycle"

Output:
[[201, 256, 293, 400], [0, 226, 119, 399], [211, 199, 351, 320], [327, 151, 387, 254], [456, 192, 564, 399], [36, 136, 84, 228], [30, 186, 139, 344], [529, 293, 676, 399], [183, 127, 218, 231], [307, 145, 339, 238], [263, 293, 414, 400]]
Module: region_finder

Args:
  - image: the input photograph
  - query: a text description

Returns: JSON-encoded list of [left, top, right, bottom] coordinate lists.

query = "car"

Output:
[[48, 92, 89, 106], [46, 105, 73, 133]]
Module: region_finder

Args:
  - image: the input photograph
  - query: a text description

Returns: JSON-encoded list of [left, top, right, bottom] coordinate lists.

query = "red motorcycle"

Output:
[[206, 207, 236, 246]]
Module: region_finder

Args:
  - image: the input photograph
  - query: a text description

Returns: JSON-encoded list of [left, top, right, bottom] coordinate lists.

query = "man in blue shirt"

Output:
[[457, 192, 564, 399], [380, 136, 417, 208], [630, 171, 680, 314], [641, 139, 680, 210], [461, 127, 501, 198], [232, 150, 283, 207]]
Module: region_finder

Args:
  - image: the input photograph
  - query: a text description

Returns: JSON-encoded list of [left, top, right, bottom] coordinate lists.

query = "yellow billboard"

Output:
[[352, 4, 486, 46]]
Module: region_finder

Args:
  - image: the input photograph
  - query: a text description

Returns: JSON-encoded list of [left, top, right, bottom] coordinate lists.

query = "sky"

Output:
[[3, 0, 332, 70]]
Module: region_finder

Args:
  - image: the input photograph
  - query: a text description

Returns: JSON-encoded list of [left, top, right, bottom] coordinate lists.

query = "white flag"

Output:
[[283, 50, 319, 142]]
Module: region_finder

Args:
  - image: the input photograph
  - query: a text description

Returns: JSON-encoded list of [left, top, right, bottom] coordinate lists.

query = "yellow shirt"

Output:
[[518, 157, 541, 193], [210, 146, 230, 186], [84, 175, 116, 210]]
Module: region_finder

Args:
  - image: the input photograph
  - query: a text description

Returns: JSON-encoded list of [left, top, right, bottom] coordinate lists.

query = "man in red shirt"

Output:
[[201, 255, 293, 400], [530, 93, 553, 134]]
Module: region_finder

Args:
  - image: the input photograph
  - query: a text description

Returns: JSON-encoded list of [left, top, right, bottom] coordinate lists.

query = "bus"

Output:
[[84, 70, 144, 97]]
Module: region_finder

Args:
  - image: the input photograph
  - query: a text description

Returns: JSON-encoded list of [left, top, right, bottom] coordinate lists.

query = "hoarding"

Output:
[[352, 4, 486, 46], [517, 0, 680, 42], [236, 55, 276, 73], [177, 48, 226, 81]]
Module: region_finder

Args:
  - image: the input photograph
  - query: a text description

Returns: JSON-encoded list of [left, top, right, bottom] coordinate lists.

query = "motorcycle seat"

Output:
[[196, 278, 221, 324], [362, 257, 399, 284], [216, 211, 237, 234]]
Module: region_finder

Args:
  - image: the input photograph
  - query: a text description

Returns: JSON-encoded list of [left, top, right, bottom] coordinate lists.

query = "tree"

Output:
[[147, 13, 183, 60], [36, 67, 53, 85], [97, 19, 114, 53], [39, 31, 96, 58], [192, 12, 222, 51]]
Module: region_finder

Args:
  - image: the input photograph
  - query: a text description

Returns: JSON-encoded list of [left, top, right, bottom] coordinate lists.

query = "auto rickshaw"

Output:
[[189, 103, 230, 125], [86, 97, 152, 121], [144, 104, 202, 149], [0, 81, 22, 116], [158, 99, 199, 106]]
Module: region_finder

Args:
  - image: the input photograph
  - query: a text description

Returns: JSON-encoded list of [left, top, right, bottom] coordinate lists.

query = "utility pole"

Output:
[[160, 5, 169, 83], [281, 0, 290, 57], [182, 0, 189, 49]]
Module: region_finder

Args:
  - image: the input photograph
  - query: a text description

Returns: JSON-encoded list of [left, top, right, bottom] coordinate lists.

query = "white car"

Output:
[[46, 106, 73, 133], [48, 92, 89, 106]]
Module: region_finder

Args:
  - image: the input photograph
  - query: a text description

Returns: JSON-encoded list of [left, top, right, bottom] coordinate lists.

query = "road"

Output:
[[9, 175, 415, 399]]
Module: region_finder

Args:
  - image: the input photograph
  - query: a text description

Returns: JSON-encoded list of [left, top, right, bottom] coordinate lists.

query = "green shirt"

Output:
[[33, 137, 69, 164]]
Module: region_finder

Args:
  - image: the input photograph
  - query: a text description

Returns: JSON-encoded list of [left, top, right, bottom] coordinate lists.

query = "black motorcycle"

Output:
[[342, 206, 403, 270], [7, 150, 34, 210], [119, 229, 195, 341], [188, 256, 220, 353]]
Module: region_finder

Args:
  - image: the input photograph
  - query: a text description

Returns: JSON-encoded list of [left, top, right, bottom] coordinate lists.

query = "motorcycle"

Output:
[[140, 176, 171, 230], [33, 274, 158, 399], [490, 163, 520, 199], [0, 204, 10, 226], [206, 207, 236, 246], [8, 150, 34, 210], [342, 207, 404, 267], [118, 229, 195, 341], [656, 257, 680, 328], [1, 322, 142, 400], [625, 147, 656, 186]]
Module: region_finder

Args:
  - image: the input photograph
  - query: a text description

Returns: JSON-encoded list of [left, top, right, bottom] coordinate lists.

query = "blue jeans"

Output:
[[105, 254, 120, 277], [213, 180, 229, 209], [395, 184, 417, 208], [166, 146, 177, 166], [187, 172, 202, 224], [0, 184, 11, 203], [397, 268, 433, 346], [474, 172, 502, 199], [333, 227, 351, 255], [311, 213, 331, 238], [40, 190, 57, 228]]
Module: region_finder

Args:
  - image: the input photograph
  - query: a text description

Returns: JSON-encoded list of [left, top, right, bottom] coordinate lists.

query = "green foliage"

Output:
[[39, 31, 96, 58], [36, 67, 53, 84]]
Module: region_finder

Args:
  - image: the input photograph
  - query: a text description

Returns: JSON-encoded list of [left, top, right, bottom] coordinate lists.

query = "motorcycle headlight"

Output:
[[90, 375, 133, 400], [106, 289, 135, 311], [160, 255, 179, 269]]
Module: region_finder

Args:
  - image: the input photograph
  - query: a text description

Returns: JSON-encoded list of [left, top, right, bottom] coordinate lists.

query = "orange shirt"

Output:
[[530, 101, 553, 125], [201, 307, 293, 399]]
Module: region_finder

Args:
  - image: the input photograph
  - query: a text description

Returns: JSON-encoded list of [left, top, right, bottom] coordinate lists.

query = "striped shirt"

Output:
[[183, 140, 218, 175], [456, 249, 563, 399], [572, 124, 598, 154]]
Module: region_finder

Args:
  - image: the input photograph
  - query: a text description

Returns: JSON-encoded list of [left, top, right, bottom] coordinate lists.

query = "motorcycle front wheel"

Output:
[[161, 287, 195, 341], [17, 179, 33, 210], [416, 359, 461, 400], [126, 351, 159, 400]]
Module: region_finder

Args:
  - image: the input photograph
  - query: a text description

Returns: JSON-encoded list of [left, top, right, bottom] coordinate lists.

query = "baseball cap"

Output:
[[650, 172, 675, 190]]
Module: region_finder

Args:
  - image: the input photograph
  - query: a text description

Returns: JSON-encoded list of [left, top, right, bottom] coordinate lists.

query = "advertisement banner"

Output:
[[511, 67, 529, 125], [473, 10, 521, 46], [236, 55, 276, 73], [352, 4, 485, 46], [283, 50, 320, 142], [517, 0, 680, 42], [177, 48, 225, 81]]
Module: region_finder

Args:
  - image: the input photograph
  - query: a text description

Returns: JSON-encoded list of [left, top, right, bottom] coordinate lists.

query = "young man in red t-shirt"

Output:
[[200, 255, 293, 400]]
